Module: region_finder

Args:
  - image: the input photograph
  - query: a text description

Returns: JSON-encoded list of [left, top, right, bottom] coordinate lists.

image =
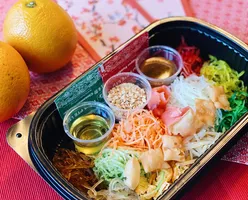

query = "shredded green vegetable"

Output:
[[215, 91, 248, 132], [93, 148, 140, 184], [93, 148, 170, 199], [140, 170, 170, 200], [200, 55, 246, 97]]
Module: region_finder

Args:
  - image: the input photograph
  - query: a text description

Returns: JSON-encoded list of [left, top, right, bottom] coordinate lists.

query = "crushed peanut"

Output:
[[107, 83, 147, 109]]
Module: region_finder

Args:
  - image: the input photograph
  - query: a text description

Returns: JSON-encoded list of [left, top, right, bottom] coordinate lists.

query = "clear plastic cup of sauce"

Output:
[[136, 45, 183, 86], [63, 101, 115, 155]]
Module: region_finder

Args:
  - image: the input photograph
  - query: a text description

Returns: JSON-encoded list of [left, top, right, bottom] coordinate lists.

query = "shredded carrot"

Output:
[[177, 36, 203, 77], [108, 109, 167, 150]]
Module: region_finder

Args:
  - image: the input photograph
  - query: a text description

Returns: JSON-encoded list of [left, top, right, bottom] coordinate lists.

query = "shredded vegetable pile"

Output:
[[215, 91, 248, 132], [92, 147, 174, 200], [53, 39, 248, 200], [52, 148, 99, 193], [88, 178, 139, 200], [200, 55, 246, 97], [136, 169, 171, 199], [90, 149, 141, 199], [168, 74, 210, 109], [184, 128, 222, 158], [108, 109, 167, 150], [177, 37, 204, 77], [93, 149, 135, 184]]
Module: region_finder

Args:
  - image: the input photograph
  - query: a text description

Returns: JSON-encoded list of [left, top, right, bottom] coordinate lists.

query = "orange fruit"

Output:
[[3, 0, 78, 73], [0, 41, 30, 122]]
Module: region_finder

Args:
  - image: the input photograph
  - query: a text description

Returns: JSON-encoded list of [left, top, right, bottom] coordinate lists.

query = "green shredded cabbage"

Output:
[[93, 148, 170, 199], [93, 148, 140, 184], [215, 91, 248, 132], [200, 55, 246, 97]]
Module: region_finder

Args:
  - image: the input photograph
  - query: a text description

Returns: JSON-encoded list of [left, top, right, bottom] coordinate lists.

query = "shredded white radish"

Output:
[[191, 149, 201, 157], [177, 159, 196, 166], [183, 128, 223, 159], [169, 75, 211, 110]]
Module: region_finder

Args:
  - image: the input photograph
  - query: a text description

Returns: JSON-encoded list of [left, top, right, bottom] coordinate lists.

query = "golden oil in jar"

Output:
[[70, 114, 109, 155], [140, 57, 177, 79]]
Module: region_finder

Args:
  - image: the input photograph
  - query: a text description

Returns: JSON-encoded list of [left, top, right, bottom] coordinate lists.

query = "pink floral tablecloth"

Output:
[[1, 1, 248, 200]]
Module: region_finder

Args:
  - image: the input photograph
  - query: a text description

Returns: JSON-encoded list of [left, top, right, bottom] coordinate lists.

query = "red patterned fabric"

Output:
[[13, 44, 95, 120], [187, 0, 248, 44], [1, 0, 248, 200]]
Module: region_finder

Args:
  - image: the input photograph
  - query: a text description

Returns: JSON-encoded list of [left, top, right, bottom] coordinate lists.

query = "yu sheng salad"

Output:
[[53, 38, 248, 200]]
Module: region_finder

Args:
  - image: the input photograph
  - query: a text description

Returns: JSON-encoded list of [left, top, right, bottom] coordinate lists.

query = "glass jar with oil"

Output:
[[136, 45, 183, 86], [63, 102, 115, 155]]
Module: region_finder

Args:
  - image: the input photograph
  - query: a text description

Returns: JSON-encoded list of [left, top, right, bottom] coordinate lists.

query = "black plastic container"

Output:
[[28, 17, 248, 200]]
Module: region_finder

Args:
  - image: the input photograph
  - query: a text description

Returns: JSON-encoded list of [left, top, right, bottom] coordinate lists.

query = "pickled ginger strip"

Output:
[[148, 85, 171, 117], [161, 106, 190, 128]]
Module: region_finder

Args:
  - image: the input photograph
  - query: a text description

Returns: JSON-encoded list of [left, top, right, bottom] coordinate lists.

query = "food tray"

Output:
[[7, 17, 248, 200]]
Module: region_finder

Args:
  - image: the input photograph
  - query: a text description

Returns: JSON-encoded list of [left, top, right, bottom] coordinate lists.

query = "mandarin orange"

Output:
[[0, 42, 30, 122], [3, 0, 77, 73]]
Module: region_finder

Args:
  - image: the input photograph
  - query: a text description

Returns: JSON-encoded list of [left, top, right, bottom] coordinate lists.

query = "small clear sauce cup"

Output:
[[136, 45, 183, 86], [63, 101, 115, 155]]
